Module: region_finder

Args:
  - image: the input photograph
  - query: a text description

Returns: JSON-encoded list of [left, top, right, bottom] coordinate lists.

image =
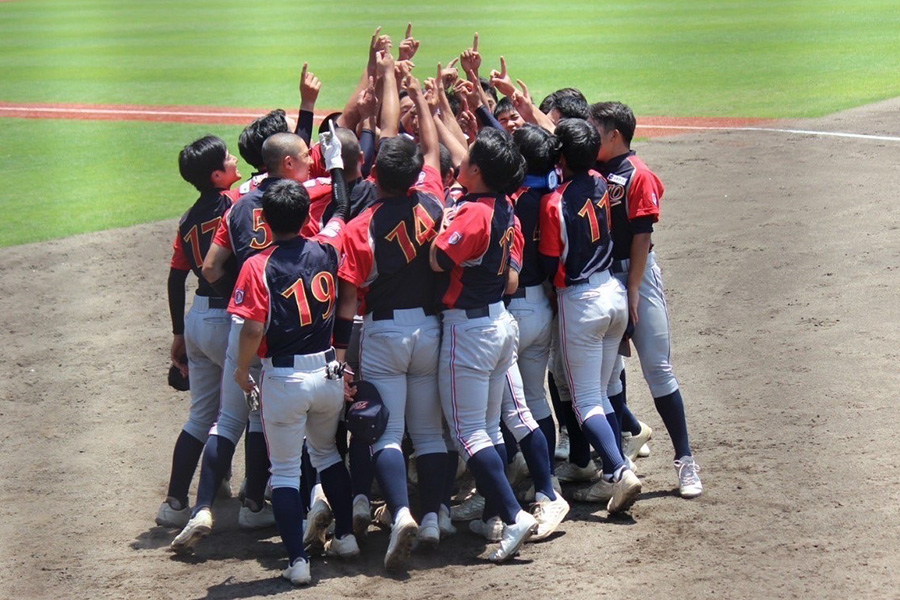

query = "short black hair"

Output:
[[539, 87, 586, 115], [438, 143, 453, 180], [261, 179, 310, 235], [374, 136, 424, 196], [493, 96, 515, 119], [238, 109, 290, 170], [335, 127, 361, 175], [589, 101, 636, 145], [553, 94, 590, 120], [512, 124, 561, 175], [261, 132, 303, 176], [468, 128, 526, 195], [479, 77, 499, 104], [179, 135, 228, 192], [555, 118, 600, 173]]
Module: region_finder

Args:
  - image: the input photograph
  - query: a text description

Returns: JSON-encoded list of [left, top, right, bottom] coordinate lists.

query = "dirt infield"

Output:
[[1, 99, 899, 599], [0, 101, 770, 137]]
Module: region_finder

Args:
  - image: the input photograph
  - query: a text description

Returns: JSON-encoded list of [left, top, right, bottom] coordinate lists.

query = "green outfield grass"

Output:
[[1, 0, 898, 246]]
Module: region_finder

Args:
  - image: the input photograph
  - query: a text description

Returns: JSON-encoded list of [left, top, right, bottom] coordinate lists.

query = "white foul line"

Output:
[[639, 124, 900, 142]]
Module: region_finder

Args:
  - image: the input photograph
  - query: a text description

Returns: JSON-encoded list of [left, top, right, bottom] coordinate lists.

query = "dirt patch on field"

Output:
[[1, 99, 899, 599]]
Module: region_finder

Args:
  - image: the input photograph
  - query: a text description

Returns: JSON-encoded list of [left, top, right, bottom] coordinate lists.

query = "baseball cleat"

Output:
[[674, 455, 703, 498], [438, 505, 456, 537], [450, 491, 485, 521], [373, 504, 392, 529], [468, 516, 503, 542], [352, 495, 371, 539], [530, 492, 570, 541], [282, 556, 311, 586], [621, 422, 652, 462], [555, 461, 600, 483], [489, 511, 537, 563], [638, 443, 651, 458], [171, 508, 213, 554], [303, 496, 333, 552], [325, 533, 360, 558], [607, 469, 642, 514], [416, 514, 441, 550], [573, 478, 614, 502], [517, 474, 562, 503], [384, 511, 418, 570], [407, 453, 419, 485], [238, 501, 276, 529], [155, 498, 191, 528], [554, 428, 570, 460], [505, 452, 530, 488]]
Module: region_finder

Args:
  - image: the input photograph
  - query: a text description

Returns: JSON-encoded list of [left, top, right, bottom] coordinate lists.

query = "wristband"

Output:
[[333, 316, 354, 349]]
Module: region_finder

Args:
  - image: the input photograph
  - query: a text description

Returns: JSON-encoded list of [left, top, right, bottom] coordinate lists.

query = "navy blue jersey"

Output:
[[229, 221, 344, 357], [434, 192, 520, 309], [339, 166, 444, 314], [214, 177, 281, 268], [171, 190, 237, 298], [595, 151, 663, 261], [538, 172, 612, 288], [509, 186, 546, 288]]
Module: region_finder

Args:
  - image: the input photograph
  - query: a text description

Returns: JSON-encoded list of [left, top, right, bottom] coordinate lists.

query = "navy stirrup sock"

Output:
[[271, 487, 307, 563], [196, 435, 236, 510], [537, 416, 557, 472], [244, 432, 270, 509], [349, 435, 374, 499], [320, 462, 353, 538], [519, 430, 555, 499], [467, 447, 520, 524], [563, 404, 592, 468], [654, 389, 692, 459], [167, 430, 205, 506], [442, 451, 459, 510], [416, 452, 447, 516], [300, 444, 315, 516], [373, 448, 409, 517], [581, 414, 625, 475]]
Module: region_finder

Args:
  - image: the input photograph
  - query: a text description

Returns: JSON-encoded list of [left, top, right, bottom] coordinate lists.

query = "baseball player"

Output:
[[429, 127, 539, 562], [230, 127, 356, 586], [335, 76, 448, 570], [156, 136, 241, 529], [590, 101, 702, 498], [171, 132, 320, 554], [538, 118, 641, 513]]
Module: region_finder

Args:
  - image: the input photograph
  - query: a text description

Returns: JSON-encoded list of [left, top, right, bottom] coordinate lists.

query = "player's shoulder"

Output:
[[304, 176, 333, 196]]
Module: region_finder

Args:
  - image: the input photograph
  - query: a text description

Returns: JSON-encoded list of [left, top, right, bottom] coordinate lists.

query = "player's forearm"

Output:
[[412, 90, 439, 170], [434, 117, 468, 167], [236, 319, 265, 371], [296, 109, 315, 147], [167, 268, 189, 335], [334, 279, 359, 359], [379, 67, 400, 138], [627, 233, 652, 293]]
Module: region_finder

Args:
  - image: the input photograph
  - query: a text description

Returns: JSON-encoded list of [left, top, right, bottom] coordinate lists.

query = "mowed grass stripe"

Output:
[[1, 0, 898, 118]]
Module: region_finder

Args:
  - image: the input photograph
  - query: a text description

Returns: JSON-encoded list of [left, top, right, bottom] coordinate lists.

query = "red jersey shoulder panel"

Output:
[[229, 247, 276, 323]]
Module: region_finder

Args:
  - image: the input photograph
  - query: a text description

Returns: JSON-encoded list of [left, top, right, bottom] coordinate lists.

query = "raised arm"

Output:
[[405, 75, 439, 171], [377, 49, 399, 139]]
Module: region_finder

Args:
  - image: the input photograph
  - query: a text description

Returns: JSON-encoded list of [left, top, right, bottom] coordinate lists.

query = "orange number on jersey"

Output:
[[413, 204, 437, 244], [311, 271, 336, 320], [497, 227, 516, 275], [183, 217, 222, 266], [281, 278, 313, 326], [249, 208, 273, 250], [578, 198, 601, 243], [385, 221, 417, 264]]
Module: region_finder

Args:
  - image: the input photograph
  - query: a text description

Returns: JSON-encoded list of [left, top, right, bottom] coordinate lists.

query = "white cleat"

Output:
[[303, 496, 333, 552], [450, 492, 485, 521], [489, 511, 537, 563], [438, 505, 456, 537], [468, 515, 503, 542], [352, 495, 371, 539], [282, 556, 311, 586], [573, 478, 614, 502], [555, 428, 570, 460], [171, 508, 213, 554], [674, 455, 703, 498], [531, 492, 570, 541], [155, 498, 191, 528], [505, 452, 530, 488], [607, 469, 642, 514], [621, 422, 652, 462], [384, 511, 418, 570], [555, 461, 600, 483], [325, 533, 360, 558], [638, 443, 651, 458], [416, 514, 441, 550], [238, 502, 276, 529]]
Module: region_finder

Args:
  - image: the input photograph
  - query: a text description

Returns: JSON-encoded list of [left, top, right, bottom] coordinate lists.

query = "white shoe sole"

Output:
[[607, 475, 641, 514], [171, 523, 211, 554], [385, 522, 418, 570]]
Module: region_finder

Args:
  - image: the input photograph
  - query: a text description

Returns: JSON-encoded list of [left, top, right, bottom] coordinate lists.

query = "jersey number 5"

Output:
[[281, 272, 336, 326], [249, 208, 273, 250]]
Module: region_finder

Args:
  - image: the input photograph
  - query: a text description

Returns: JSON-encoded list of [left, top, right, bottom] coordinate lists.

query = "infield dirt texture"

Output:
[[1, 99, 898, 598]]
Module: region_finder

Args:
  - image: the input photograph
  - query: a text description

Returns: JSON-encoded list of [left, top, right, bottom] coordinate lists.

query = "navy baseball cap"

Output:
[[344, 380, 389, 445]]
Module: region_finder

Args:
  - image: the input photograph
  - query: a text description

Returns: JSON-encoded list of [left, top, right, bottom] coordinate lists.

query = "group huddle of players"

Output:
[[155, 26, 703, 586]]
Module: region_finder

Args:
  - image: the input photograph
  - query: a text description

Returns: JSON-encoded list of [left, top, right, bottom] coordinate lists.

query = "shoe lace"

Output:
[[675, 459, 701, 486]]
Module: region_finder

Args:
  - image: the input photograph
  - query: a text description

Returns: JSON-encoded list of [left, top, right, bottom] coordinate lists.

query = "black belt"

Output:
[[271, 348, 336, 368], [505, 288, 527, 299], [465, 306, 491, 319], [611, 259, 629, 274], [198, 296, 228, 309], [370, 307, 436, 321]]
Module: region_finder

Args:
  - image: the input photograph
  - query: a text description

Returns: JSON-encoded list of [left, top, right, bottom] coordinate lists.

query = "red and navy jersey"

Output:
[[228, 220, 344, 358], [595, 151, 663, 261], [223, 172, 268, 202], [433, 192, 521, 309], [538, 172, 612, 288], [171, 190, 237, 297], [339, 166, 444, 314], [509, 186, 546, 288], [301, 177, 340, 238], [348, 177, 378, 220]]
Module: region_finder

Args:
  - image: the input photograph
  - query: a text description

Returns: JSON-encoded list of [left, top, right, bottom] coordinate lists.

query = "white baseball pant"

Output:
[[182, 296, 230, 441], [208, 316, 264, 444]]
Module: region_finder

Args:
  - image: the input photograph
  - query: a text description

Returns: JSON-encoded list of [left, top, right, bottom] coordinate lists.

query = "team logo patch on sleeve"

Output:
[[448, 232, 462, 245], [234, 289, 245, 305]]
